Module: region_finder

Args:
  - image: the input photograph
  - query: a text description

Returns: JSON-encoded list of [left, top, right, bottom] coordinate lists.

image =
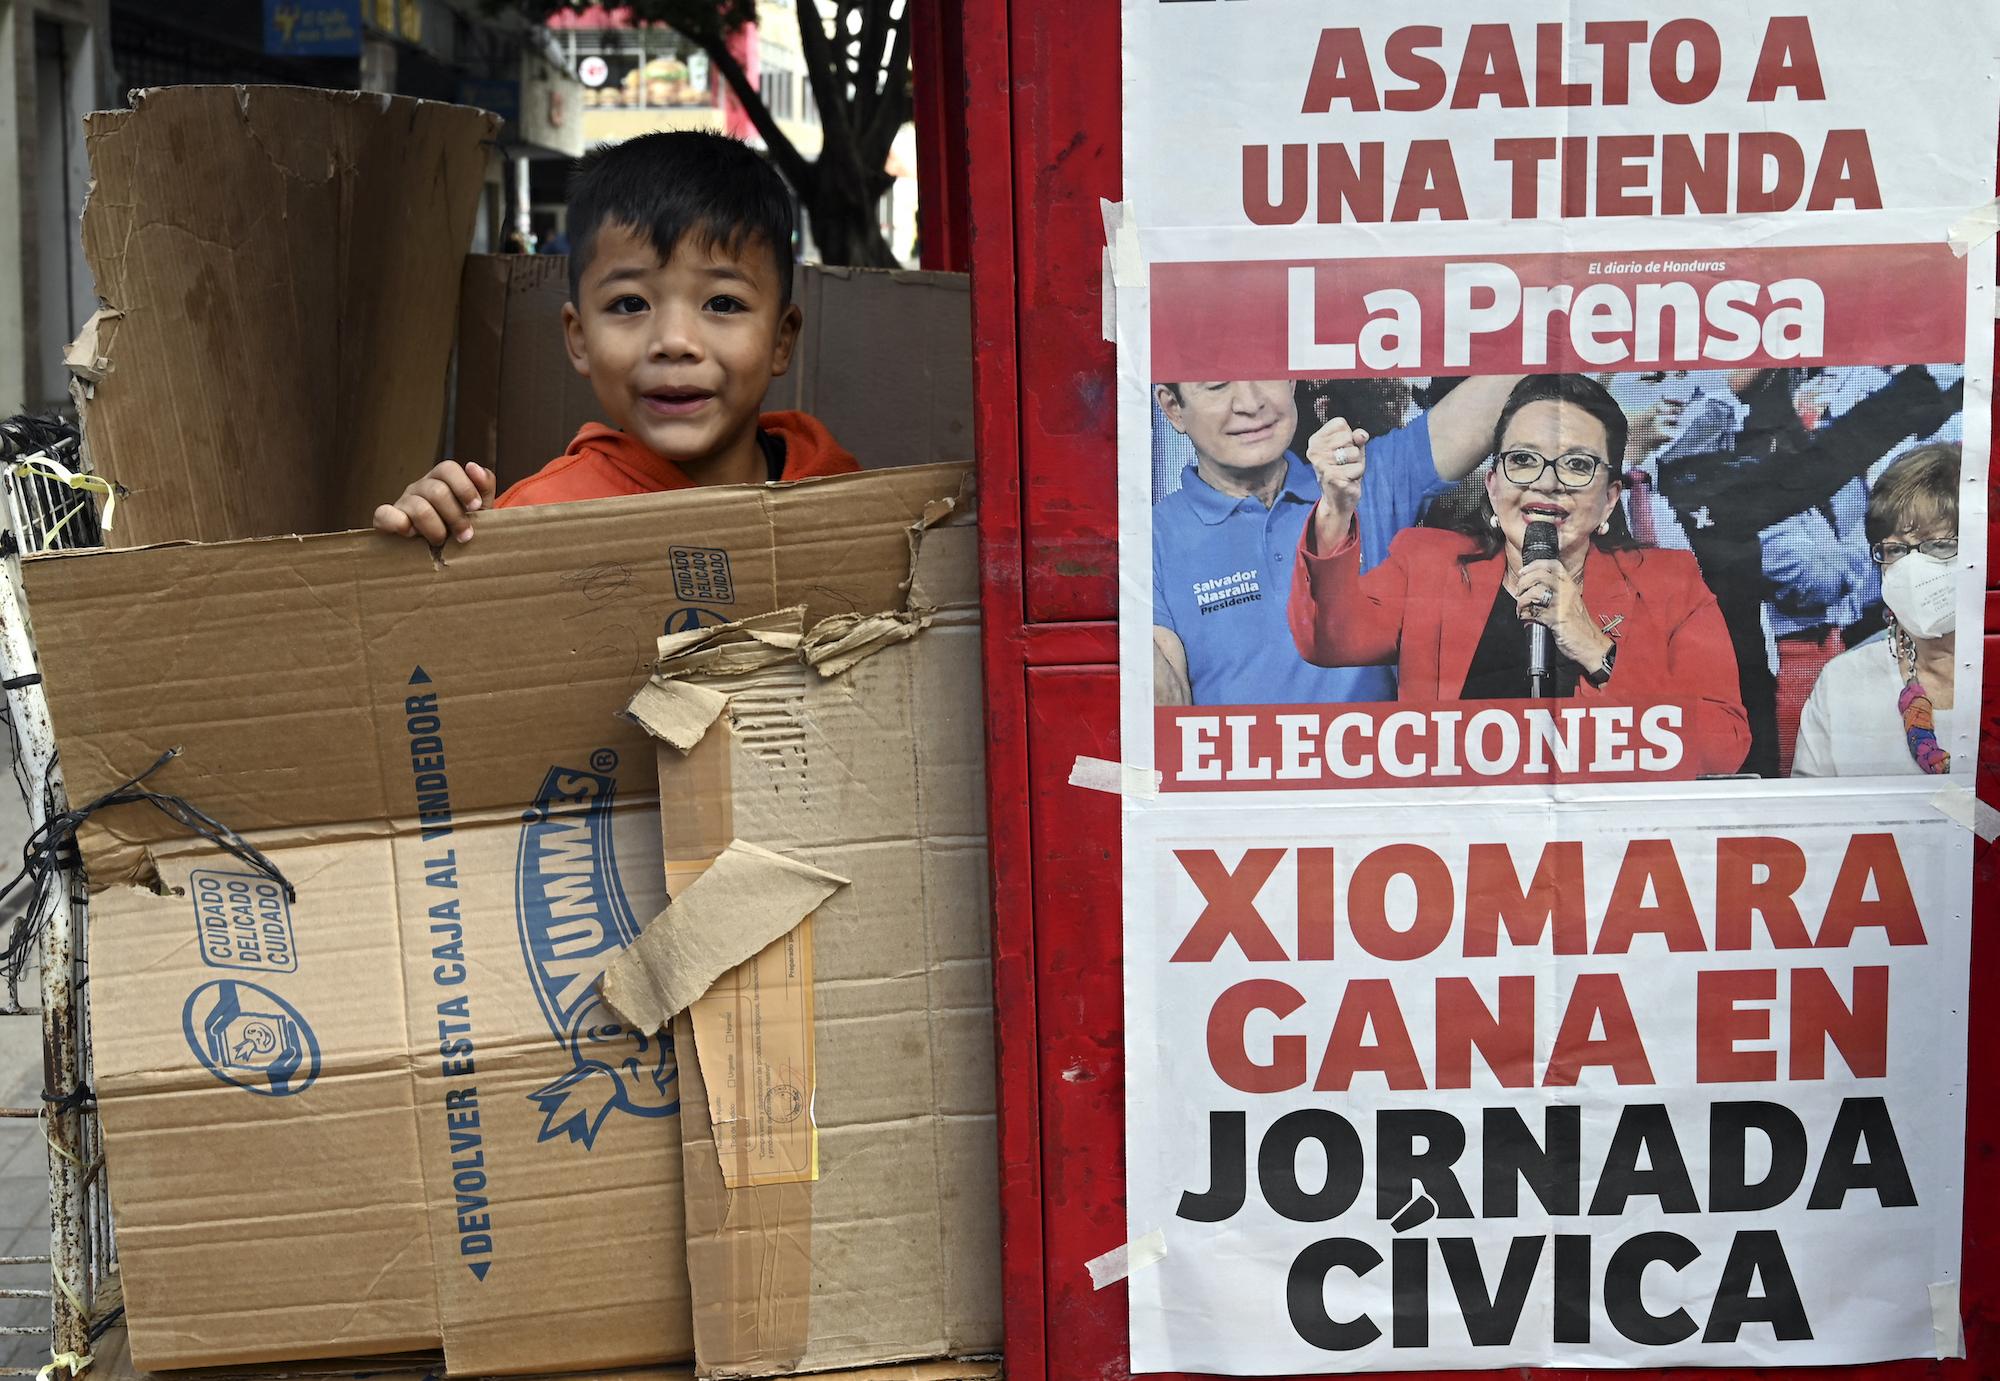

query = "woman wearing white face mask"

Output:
[[1792, 443, 1962, 777]]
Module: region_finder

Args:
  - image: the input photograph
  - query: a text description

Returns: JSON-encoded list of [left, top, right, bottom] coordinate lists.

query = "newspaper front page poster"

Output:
[[1116, 1, 2000, 1370]]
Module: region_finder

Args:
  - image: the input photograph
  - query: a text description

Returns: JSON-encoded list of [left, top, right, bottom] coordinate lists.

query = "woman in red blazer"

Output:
[[1288, 373, 1751, 777]]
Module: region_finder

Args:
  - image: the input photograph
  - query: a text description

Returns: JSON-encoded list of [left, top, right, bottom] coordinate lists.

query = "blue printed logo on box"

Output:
[[182, 980, 322, 1097], [668, 545, 734, 605], [192, 870, 298, 973], [515, 758, 677, 1149], [664, 606, 731, 635]]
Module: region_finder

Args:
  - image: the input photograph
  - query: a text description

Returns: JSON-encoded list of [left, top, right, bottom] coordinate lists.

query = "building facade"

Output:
[[0, 0, 582, 417], [0, 0, 112, 417], [549, 1, 823, 159]]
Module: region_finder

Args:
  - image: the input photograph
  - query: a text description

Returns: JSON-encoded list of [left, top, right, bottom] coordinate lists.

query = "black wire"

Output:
[[87, 1303, 123, 1342], [0, 414, 79, 469], [0, 705, 31, 815], [0, 748, 297, 996], [40, 1083, 90, 1114], [0, 410, 108, 552]]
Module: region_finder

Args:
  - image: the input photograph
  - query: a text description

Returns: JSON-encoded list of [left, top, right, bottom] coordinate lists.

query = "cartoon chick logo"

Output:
[[231, 1019, 281, 1063]]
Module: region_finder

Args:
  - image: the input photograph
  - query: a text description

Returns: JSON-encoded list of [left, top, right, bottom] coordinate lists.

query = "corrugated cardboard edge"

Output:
[[621, 479, 973, 755], [799, 611, 929, 677], [675, 1007, 814, 1377], [649, 609, 809, 682], [65, 307, 119, 388], [90, 1319, 713, 1381], [598, 840, 848, 1032], [657, 496, 990, 1378], [669, 830, 994, 1378], [624, 679, 733, 753], [622, 613, 808, 753], [656, 683, 818, 1375], [21, 462, 973, 565], [825, 1366, 1001, 1381], [95, 1310, 995, 1381]]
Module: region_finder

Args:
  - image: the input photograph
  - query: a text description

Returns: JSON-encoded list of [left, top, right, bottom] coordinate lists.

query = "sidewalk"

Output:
[[0, 1001, 47, 1370]]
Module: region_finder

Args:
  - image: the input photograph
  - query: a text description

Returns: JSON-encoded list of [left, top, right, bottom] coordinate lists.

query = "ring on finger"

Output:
[[1537, 588, 1555, 609]]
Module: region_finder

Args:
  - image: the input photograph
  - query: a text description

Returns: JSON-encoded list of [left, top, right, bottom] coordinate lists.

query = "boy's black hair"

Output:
[[565, 130, 796, 308]]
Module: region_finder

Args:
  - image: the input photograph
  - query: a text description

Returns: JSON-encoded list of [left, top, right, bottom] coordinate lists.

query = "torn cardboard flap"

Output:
[[903, 488, 967, 610], [908, 489, 979, 614], [77, 86, 497, 545], [623, 489, 978, 759], [659, 502, 999, 1375], [624, 678, 731, 753], [669, 860, 821, 1192], [626, 609, 812, 752], [598, 839, 848, 1034], [626, 602, 937, 759], [802, 610, 931, 677], [654, 606, 808, 676], [63, 307, 120, 386]]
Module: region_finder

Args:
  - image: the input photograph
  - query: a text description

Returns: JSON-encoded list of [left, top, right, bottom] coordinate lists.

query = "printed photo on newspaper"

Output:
[[1115, 1, 1999, 1373], [1150, 355, 1967, 790]]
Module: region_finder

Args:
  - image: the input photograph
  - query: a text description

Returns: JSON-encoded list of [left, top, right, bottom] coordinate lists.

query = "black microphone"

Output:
[[1521, 520, 1559, 698]]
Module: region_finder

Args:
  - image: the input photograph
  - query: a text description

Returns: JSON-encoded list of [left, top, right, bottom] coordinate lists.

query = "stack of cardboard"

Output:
[[28, 86, 1000, 1379], [69, 86, 497, 547], [617, 507, 998, 1376], [454, 257, 974, 487]]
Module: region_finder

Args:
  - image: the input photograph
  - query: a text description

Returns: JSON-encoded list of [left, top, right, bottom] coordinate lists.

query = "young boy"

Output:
[[374, 131, 858, 542]]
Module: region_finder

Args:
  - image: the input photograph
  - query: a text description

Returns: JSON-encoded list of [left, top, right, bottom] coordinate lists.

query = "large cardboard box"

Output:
[[87, 1318, 1004, 1381], [25, 465, 972, 1375], [68, 87, 973, 552], [452, 258, 975, 488], [450, 253, 598, 490], [72, 87, 496, 548], [614, 511, 1001, 1376]]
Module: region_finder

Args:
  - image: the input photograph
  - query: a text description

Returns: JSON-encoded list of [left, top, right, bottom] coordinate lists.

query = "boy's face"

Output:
[[564, 222, 801, 478]]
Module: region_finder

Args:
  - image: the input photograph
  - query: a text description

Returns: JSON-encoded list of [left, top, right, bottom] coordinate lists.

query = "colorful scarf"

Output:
[[1895, 632, 1950, 774]]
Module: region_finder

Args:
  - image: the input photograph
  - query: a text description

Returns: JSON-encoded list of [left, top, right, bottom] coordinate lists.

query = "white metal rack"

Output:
[[0, 438, 114, 1375]]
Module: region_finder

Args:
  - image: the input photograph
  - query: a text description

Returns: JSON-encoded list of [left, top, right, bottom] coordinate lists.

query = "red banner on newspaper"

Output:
[[1151, 243, 1966, 381], [1157, 701, 1724, 790]]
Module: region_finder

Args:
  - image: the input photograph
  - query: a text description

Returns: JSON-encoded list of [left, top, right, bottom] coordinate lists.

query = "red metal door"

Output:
[[965, 4, 2000, 1377]]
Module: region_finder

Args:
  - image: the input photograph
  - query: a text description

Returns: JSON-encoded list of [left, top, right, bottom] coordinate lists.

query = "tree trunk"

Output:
[[804, 173, 897, 268]]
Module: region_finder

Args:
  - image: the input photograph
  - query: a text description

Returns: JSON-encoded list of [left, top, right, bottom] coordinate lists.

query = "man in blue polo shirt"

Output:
[[1152, 375, 1522, 706]]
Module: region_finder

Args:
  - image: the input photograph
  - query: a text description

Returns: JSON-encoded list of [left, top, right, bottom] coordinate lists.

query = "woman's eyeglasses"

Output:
[[1869, 536, 1959, 564], [1497, 449, 1610, 490]]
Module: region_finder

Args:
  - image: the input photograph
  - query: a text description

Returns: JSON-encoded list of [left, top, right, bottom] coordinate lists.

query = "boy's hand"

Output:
[[373, 462, 497, 544]]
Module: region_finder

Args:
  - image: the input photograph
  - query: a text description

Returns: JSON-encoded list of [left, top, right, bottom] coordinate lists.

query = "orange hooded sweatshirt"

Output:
[[494, 411, 859, 508]]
